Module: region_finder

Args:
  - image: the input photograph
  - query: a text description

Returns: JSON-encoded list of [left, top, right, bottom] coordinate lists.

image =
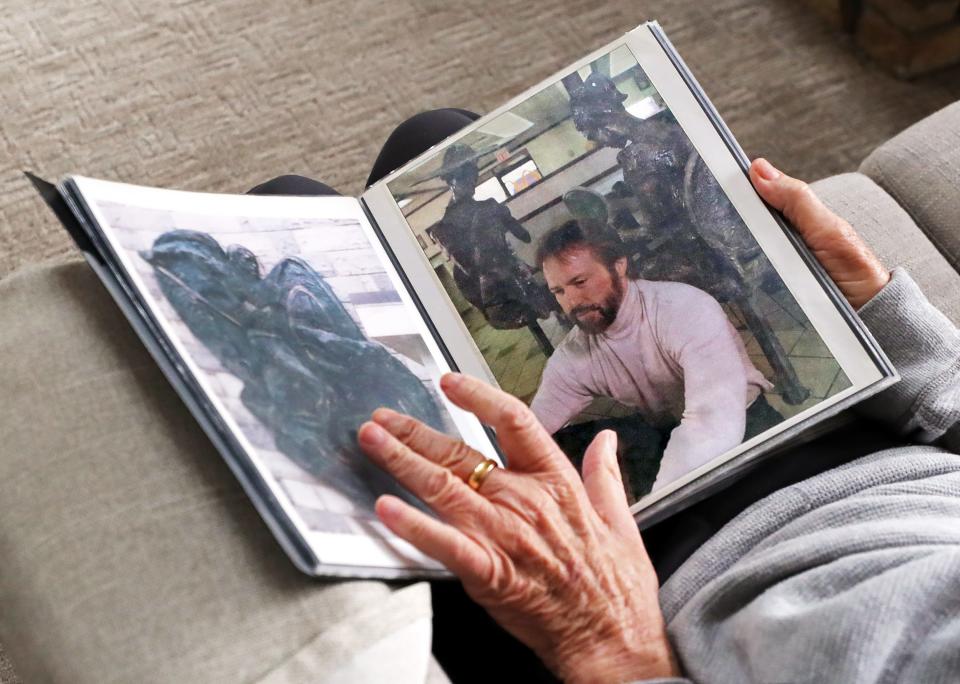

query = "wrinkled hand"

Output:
[[750, 158, 890, 309], [358, 373, 678, 684]]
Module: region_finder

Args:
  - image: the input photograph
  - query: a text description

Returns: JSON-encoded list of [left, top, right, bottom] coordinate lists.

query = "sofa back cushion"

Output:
[[861, 101, 960, 273]]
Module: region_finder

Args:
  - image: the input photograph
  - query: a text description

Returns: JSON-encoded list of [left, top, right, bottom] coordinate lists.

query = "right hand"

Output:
[[358, 374, 678, 684], [749, 158, 891, 309]]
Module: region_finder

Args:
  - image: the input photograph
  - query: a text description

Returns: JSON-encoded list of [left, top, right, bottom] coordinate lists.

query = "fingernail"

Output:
[[376, 495, 400, 518], [755, 158, 780, 181], [440, 373, 463, 391], [604, 429, 618, 451], [372, 407, 403, 430], [359, 422, 387, 447]]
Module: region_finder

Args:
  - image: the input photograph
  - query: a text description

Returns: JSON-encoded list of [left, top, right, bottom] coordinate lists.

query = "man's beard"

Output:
[[569, 279, 624, 334]]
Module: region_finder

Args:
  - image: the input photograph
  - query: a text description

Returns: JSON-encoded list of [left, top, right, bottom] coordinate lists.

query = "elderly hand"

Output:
[[750, 158, 890, 309], [358, 373, 678, 684]]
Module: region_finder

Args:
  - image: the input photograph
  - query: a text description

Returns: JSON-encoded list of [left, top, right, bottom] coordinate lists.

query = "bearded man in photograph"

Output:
[[568, 71, 810, 405], [530, 220, 783, 492]]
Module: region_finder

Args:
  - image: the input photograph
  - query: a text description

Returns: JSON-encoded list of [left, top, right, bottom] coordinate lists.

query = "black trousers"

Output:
[[247, 107, 482, 197], [248, 109, 905, 683]]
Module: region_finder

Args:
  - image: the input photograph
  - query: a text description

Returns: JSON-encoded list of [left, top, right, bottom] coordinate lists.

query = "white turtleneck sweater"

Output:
[[531, 279, 771, 489]]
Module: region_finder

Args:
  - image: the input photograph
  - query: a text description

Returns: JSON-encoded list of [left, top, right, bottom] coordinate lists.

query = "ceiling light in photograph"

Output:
[[477, 112, 534, 139]]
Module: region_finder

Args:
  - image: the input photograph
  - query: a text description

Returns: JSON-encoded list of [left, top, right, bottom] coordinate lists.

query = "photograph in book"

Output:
[[90, 195, 468, 555], [386, 44, 851, 503]]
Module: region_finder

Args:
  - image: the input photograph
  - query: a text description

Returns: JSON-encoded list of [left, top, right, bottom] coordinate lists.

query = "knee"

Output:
[[247, 175, 340, 197], [366, 109, 482, 188], [391, 108, 480, 141]]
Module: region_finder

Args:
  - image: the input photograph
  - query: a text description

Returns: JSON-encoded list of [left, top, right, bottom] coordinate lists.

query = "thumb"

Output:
[[749, 158, 848, 248], [581, 430, 637, 538], [750, 157, 890, 309]]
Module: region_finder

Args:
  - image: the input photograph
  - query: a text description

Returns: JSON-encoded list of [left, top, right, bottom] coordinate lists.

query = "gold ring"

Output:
[[467, 458, 498, 491]]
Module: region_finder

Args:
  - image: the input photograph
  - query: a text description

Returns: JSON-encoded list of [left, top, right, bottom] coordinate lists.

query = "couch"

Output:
[[1, 101, 958, 683]]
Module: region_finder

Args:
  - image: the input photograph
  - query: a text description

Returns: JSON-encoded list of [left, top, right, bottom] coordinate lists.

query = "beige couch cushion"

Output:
[[0, 261, 443, 683], [1, 170, 955, 684], [860, 101, 960, 272], [812, 172, 960, 326], [0, 646, 18, 684]]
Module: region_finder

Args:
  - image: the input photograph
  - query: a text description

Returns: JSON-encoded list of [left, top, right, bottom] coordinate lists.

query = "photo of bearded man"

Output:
[[531, 221, 784, 497]]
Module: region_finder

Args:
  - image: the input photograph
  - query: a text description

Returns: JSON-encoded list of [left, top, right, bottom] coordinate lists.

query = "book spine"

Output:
[[24, 171, 101, 260]]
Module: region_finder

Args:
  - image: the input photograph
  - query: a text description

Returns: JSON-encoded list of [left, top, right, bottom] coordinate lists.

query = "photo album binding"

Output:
[[30, 22, 897, 578]]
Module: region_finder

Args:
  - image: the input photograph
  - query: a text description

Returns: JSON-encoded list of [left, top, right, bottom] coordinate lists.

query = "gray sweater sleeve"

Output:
[[856, 267, 960, 451], [657, 268, 960, 684]]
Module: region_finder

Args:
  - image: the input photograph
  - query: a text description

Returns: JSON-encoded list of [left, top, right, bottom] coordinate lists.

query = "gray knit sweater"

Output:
[[654, 269, 960, 684]]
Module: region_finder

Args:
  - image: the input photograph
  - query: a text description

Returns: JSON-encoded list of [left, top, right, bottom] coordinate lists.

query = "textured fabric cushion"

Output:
[[860, 101, 960, 272], [0, 646, 18, 684], [812, 172, 960, 326], [0, 261, 445, 684]]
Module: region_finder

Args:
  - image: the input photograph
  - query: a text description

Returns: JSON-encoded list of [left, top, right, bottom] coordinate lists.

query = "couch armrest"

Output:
[[0, 645, 18, 684], [0, 261, 440, 683], [860, 101, 960, 273], [812, 172, 960, 327]]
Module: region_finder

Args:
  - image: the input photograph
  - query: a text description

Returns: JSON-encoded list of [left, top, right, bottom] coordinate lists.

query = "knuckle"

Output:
[[783, 181, 819, 226], [381, 438, 408, 466], [423, 466, 456, 498], [790, 180, 815, 205], [444, 440, 478, 469], [499, 399, 536, 433], [404, 511, 429, 539], [389, 452, 420, 484], [837, 217, 857, 239], [448, 538, 472, 568], [423, 468, 464, 511], [392, 414, 421, 443], [461, 377, 484, 402]]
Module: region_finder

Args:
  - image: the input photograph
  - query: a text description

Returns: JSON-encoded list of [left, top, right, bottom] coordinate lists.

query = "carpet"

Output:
[[2, 0, 959, 680], [2, 0, 959, 284]]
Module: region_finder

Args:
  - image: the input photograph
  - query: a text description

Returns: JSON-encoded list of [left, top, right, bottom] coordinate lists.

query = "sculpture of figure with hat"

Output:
[[429, 143, 557, 348], [568, 72, 809, 404]]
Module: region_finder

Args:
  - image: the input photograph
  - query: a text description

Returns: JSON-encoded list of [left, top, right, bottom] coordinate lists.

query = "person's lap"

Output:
[[246, 108, 906, 683]]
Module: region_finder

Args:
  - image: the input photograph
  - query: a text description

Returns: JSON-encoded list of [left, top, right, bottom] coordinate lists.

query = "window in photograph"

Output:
[[501, 158, 543, 195]]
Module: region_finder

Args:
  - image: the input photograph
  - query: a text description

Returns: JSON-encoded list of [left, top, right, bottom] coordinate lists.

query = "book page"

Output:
[[362, 24, 887, 512], [72, 177, 499, 575]]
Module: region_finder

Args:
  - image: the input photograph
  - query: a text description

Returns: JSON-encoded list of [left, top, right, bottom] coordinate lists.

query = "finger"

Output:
[[371, 407, 489, 481], [439, 373, 569, 473], [750, 158, 889, 307], [376, 495, 491, 581], [749, 158, 850, 246], [358, 421, 502, 517], [580, 430, 638, 538]]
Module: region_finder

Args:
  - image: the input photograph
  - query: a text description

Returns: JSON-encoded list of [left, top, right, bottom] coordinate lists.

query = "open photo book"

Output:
[[30, 21, 897, 579]]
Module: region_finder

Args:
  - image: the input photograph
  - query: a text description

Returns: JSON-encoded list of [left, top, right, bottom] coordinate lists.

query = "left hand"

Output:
[[358, 373, 678, 684], [749, 158, 890, 309]]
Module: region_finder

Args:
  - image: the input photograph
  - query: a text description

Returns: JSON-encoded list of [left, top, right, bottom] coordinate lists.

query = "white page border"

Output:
[[73, 176, 499, 573], [363, 23, 885, 512]]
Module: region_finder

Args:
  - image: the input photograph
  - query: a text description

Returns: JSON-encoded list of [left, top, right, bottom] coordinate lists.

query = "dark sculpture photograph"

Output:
[[387, 45, 851, 502], [96, 197, 466, 539]]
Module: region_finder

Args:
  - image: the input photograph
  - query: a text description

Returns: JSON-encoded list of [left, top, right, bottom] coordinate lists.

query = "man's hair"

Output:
[[535, 220, 623, 271]]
